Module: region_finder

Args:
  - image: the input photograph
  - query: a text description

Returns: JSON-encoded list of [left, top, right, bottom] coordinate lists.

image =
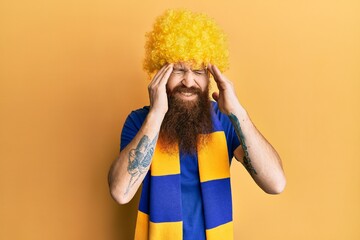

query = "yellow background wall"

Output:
[[1, 0, 359, 239]]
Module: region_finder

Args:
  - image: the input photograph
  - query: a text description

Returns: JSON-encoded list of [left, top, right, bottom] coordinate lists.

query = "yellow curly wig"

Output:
[[143, 9, 229, 76]]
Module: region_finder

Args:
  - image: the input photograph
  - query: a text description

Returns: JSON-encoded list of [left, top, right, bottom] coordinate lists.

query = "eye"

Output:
[[193, 69, 206, 75], [173, 69, 185, 74]]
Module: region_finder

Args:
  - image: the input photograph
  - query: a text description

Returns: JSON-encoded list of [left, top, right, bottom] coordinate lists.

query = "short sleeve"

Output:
[[211, 102, 240, 161], [120, 106, 150, 151]]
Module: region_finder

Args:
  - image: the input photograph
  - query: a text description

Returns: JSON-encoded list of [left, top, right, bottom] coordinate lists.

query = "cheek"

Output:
[[197, 78, 209, 91], [166, 75, 181, 91]]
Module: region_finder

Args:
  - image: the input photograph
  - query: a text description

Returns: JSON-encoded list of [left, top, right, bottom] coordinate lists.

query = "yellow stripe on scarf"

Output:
[[198, 131, 231, 182], [151, 143, 180, 176]]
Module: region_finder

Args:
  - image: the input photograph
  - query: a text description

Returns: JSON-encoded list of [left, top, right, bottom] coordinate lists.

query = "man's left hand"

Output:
[[208, 64, 241, 115]]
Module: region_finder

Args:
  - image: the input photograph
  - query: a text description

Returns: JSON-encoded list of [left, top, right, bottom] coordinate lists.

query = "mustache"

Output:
[[169, 85, 202, 95]]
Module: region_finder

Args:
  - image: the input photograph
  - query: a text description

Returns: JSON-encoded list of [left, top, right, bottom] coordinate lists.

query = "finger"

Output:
[[150, 64, 170, 86], [212, 92, 219, 101], [207, 64, 223, 90], [209, 64, 225, 84], [207, 63, 216, 78], [158, 64, 173, 87], [207, 64, 217, 78], [154, 64, 173, 86], [155, 64, 170, 78]]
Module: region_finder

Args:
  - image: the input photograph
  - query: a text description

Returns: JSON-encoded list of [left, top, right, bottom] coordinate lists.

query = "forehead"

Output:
[[173, 62, 206, 69]]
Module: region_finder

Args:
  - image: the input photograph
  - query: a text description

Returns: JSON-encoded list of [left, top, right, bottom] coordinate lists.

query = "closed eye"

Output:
[[193, 70, 206, 75], [172, 69, 186, 74]]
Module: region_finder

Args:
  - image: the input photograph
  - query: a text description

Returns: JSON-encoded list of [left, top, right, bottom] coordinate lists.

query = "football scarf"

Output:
[[134, 110, 233, 240]]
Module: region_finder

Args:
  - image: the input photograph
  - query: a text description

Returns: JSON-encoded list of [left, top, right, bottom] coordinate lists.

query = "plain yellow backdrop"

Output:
[[1, 0, 359, 239]]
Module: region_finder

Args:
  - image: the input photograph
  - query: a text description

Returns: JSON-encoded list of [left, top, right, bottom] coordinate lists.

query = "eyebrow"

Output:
[[173, 64, 206, 70], [173, 64, 185, 69]]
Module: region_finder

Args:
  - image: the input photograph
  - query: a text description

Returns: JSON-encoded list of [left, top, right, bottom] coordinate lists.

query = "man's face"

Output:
[[166, 62, 209, 102], [159, 62, 212, 154]]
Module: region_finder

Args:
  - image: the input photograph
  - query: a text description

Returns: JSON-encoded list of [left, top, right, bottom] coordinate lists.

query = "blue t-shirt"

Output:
[[120, 101, 240, 239]]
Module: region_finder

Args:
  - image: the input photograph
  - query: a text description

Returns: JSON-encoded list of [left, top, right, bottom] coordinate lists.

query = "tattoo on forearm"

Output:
[[124, 134, 158, 195], [229, 113, 257, 175]]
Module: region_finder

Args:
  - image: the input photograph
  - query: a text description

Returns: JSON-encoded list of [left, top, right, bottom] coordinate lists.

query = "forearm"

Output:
[[229, 105, 286, 194], [108, 111, 164, 204]]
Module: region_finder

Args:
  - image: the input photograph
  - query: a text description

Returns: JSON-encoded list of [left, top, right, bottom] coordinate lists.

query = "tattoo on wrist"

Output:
[[125, 134, 158, 195], [229, 113, 257, 175]]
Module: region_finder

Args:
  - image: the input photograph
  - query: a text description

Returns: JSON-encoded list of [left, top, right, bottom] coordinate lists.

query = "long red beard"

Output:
[[158, 85, 213, 154]]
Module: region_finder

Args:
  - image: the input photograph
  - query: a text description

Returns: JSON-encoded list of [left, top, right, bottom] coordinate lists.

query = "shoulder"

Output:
[[120, 106, 150, 151], [210, 101, 240, 161], [123, 106, 150, 132], [130, 106, 150, 117], [126, 106, 150, 124], [210, 101, 229, 124]]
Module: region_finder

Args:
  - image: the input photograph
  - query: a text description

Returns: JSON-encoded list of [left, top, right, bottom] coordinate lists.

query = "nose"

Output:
[[181, 71, 197, 88]]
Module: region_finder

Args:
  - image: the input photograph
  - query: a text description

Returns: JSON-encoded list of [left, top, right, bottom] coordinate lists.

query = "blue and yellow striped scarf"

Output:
[[134, 111, 233, 240]]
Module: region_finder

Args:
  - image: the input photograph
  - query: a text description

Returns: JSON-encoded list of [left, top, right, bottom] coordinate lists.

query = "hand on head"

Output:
[[148, 64, 173, 116], [207, 64, 240, 115]]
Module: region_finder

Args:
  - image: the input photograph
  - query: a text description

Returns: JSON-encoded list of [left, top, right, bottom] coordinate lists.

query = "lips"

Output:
[[172, 86, 201, 95], [179, 92, 195, 97]]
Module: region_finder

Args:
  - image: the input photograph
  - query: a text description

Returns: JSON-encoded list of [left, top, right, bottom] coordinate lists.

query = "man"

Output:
[[108, 9, 286, 240]]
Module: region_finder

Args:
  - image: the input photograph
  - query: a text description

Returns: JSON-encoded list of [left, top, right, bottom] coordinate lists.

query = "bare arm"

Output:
[[208, 64, 286, 194], [108, 112, 163, 204], [229, 109, 286, 194], [108, 64, 173, 204]]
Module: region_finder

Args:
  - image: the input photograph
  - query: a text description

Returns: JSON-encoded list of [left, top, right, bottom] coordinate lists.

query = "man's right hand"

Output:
[[148, 63, 174, 117]]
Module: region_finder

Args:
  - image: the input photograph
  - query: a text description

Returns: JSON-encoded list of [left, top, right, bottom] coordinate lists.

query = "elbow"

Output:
[[109, 185, 131, 205], [264, 177, 287, 195], [108, 170, 131, 205], [269, 181, 286, 194]]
